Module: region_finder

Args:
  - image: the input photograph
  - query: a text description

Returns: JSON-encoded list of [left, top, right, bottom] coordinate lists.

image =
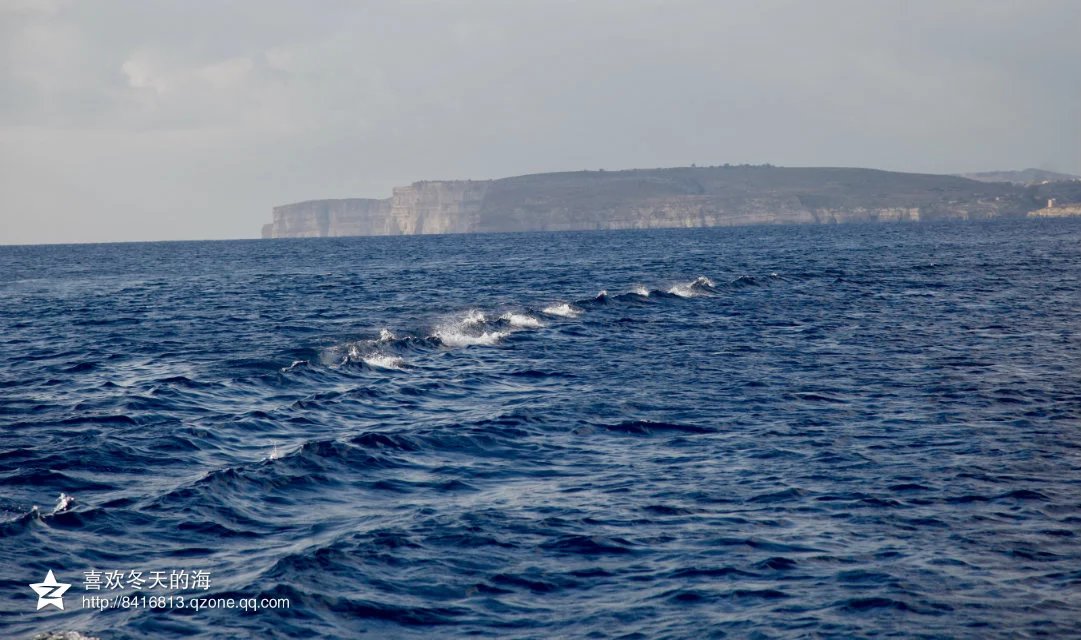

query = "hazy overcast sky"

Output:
[[2, 0, 1079, 244]]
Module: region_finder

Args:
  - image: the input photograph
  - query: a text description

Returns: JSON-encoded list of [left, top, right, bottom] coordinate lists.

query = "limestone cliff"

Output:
[[262, 165, 1045, 238], [389, 181, 490, 234], [262, 198, 390, 238]]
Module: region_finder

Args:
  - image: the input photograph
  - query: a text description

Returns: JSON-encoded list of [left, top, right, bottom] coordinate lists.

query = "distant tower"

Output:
[[1048, 198, 1056, 209]]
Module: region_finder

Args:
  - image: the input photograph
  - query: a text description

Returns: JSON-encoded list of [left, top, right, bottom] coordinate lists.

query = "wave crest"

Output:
[[361, 354, 406, 369], [500, 312, 544, 329], [668, 276, 716, 298], [542, 303, 582, 318], [434, 310, 509, 347]]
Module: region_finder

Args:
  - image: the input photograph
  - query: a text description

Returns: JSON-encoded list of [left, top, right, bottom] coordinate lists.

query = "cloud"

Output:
[[0, 0, 60, 14]]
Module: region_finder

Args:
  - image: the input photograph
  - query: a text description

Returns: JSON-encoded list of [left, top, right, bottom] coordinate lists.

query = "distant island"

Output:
[[958, 168, 1081, 185], [261, 165, 1081, 238]]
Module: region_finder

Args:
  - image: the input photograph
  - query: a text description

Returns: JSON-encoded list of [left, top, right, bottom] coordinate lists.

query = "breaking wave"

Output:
[[434, 310, 510, 347], [668, 276, 716, 298], [460, 309, 487, 326], [52, 492, 74, 515], [317, 274, 771, 371], [360, 353, 406, 369], [542, 303, 582, 318], [500, 312, 544, 328], [435, 329, 508, 347]]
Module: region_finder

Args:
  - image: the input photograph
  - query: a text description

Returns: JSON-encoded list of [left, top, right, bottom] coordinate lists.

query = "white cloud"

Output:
[[0, 0, 60, 14], [196, 56, 254, 90], [121, 52, 168, 93]]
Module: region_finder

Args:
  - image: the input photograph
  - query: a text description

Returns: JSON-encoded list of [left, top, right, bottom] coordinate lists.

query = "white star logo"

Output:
[[29, 570, 71, 610]]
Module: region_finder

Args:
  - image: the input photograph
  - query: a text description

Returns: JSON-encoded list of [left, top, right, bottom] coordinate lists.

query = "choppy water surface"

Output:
[[2, 220, 1080, 639]]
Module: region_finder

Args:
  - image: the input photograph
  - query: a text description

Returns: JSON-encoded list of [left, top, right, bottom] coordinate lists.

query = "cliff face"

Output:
[[263, 198, 392, 238], [262, 166, 1044, 238], [389, 181, 490, 234]]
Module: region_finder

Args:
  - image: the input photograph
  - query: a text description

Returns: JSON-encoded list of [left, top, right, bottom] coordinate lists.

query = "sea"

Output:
[[1, 219, 1080, 639]]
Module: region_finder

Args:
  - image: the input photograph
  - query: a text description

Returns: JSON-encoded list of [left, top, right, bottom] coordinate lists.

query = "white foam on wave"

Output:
[[433, 309, 509, 347], [378, 328, 396, 342], [52, 492, 74, 515], [500, 312, 544, 328], [668, 276, 715, 298], [345, 343, 406, 369], [542, 303, 581, 318], [281, 360, 308, 372], [362, 353, 406, 369], [435, 328, 508, 347], [461, 309, 487, 326], [632, 285, 651, 297]]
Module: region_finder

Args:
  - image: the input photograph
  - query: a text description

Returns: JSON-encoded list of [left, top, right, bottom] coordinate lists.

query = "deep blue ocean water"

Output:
[[2, 219, 1080, 639]]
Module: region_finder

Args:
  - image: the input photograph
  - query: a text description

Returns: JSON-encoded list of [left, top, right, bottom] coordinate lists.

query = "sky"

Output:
[[1, 0, 1079, 244]]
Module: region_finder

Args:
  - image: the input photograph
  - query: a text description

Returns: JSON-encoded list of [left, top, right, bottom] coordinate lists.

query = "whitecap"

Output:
[[378, 328, 396, 342], [542, 303, 582, 318], [667, 284, 695, 297], [632, 285, 651, 297], [434, 328, 508, 347], [461, 309, 487, 326], [432, 309, 509, 347], [500, 312, 544, 329], [281, 359, 308, 372], [362, 353, 406, 369], [52, 492, 74, 515], [668, 276, 714, 298]]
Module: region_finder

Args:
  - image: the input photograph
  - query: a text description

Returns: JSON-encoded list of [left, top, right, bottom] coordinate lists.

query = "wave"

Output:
[[435, 329, 508, 347], [668, 276, 716, 298], [542, 303, 582, 318], [434, 310, 509, 347], [361, 353, 406, 369], [320, 272, 780, 367], [324, 327, 419, 369], [460, 309, 487, 326], [25, 632, 100, 640], [499, 312, 544, 329], [590, 420, 715, 435], [52, 492, 74, 515], [281, 360, 309, 372], [576, 290, 609, 307], [344, 344, 408, 369]]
